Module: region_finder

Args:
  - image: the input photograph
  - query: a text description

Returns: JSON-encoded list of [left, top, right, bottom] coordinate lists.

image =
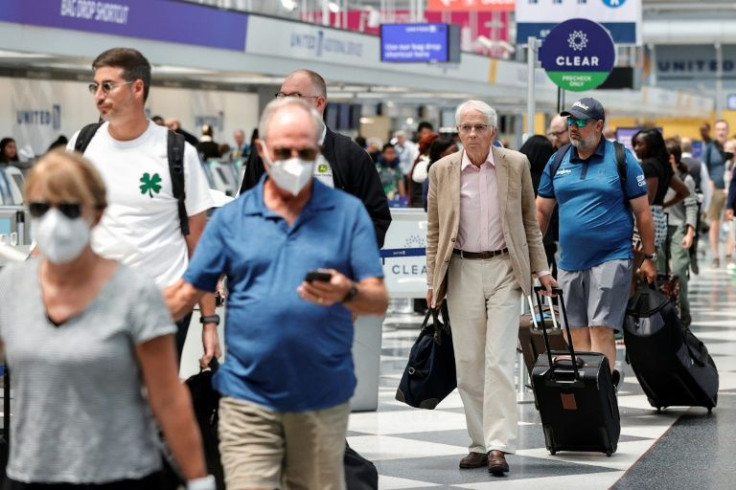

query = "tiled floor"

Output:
[[348, 261, 736, 489]]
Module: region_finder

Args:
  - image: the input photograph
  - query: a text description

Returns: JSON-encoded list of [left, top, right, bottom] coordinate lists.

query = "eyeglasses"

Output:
[[274, 92, 321, 99], [567, 118, 592, 128], [272, 147, 319, 161], [457, 124, 490, 134], [547, 129, 568, 137], [29, 201, 83, 219], [88, 80, 134, 95]]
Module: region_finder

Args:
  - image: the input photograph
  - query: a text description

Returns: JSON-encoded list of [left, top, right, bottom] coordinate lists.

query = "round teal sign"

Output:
[[539, 18, 616, 92]]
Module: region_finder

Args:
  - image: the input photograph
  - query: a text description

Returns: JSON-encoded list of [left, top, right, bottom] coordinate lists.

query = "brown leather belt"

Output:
[[452, 248, 508, 259]]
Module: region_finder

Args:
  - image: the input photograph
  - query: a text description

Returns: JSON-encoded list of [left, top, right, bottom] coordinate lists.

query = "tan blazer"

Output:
[[426, 147, 548, 303]]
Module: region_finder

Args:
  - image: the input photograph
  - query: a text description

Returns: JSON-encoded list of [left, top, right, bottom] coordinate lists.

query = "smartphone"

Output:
[[305, 269, 332, 282]]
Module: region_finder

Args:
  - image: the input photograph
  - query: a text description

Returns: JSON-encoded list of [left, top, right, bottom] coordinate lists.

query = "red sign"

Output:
[[427, 0, 515, 12]]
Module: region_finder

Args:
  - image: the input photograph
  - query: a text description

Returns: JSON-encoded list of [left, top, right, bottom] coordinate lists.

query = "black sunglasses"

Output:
[[272, 147, 319, 161], [28, 201, 83, 219]]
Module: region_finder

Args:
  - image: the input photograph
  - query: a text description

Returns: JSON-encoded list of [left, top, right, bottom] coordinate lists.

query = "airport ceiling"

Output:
[[0, 1, 731, 107]]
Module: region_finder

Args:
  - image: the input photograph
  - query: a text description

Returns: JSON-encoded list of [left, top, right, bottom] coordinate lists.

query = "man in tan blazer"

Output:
[[426, 100, 556, 475]]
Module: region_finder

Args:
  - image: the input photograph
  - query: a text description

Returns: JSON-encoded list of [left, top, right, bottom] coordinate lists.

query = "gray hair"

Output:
[[258, 98, 323, 143], [455, 100, 498, 128]]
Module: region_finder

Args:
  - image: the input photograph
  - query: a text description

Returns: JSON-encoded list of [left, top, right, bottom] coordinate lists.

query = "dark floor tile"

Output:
[[612, 393, 736, 489]]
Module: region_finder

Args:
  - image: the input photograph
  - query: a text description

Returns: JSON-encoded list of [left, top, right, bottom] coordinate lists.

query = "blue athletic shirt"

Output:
[[537, 139, 647, 271], [183, 177, 384, 412]]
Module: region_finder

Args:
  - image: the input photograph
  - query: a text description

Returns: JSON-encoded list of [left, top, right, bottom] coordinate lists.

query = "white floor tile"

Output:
[[459, 471, 625, 490], [348, 435, 465, 461], [378, 475, 443, 489]]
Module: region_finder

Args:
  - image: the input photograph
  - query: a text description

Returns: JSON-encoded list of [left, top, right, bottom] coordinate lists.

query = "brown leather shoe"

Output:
[[459, 452, 487, 469], [488, 450, 509, 474]]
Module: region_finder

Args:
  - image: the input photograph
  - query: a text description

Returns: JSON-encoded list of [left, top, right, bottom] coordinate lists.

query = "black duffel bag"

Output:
[[186, 358, 225, 489], [344, 441, 378, 490], [395, 303, 456, 409], [162, 358, 225, 490]]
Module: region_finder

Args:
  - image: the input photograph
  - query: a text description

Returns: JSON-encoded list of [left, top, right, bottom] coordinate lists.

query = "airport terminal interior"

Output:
[[2, 0, 736, 489]]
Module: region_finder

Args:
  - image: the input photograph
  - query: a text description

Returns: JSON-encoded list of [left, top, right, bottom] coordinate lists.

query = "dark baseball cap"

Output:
[[560, 97, 605, 121]]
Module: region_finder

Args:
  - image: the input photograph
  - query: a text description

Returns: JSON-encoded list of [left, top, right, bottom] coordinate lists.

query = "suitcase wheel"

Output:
[[549, 448, 556, 456], [708, 407, 713, 414], [606, 449, 613, 457]]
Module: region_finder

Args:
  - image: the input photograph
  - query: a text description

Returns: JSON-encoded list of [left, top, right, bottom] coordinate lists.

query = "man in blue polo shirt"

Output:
[[165, 97, 388, 489], [536, 97, 656, 389]]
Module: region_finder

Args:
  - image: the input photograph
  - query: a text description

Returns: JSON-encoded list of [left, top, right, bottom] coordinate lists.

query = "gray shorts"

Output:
[[558, 259, 633, 332]]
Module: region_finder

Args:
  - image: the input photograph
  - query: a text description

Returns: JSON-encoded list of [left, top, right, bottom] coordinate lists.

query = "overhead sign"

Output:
[[654, 45, 736, 81], [380, 23, 461, 63], [427, 0, 515, 12], [515, 0, 641, 45], [0, 0, 248, 51], [539, 18, 616, 92]]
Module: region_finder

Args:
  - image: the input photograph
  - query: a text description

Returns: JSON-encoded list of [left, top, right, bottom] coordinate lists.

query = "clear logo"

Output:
[[568, 30, 588, 52]]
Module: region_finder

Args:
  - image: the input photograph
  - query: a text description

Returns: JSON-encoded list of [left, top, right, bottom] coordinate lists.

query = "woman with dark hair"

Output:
[[633, 129, 690, 265], [520, 135, 558, 276], [521, 135, 556, 191], [422, 134, 458, 211], [664, 137, 698, 326], [0, 137, 19, 163]]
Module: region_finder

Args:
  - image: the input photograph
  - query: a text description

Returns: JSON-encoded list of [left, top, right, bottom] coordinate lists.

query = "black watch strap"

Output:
[[342, 284, 359, 303], [200, 314, 220, 325]]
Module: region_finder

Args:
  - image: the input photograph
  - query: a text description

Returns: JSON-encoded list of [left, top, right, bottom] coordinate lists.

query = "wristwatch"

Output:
[[643, 253, 657, 261], [342, 284, 359, 303], [200, 314, 220, 325]]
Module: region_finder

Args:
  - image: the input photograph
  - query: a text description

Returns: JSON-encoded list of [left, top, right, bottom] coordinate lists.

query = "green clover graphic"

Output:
[[139, 172, 162, 198]]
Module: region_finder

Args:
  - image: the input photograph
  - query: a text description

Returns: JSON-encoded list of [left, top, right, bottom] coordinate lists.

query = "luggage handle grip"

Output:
[[531, 286, 580, 380], [552, 355, 585, 368]]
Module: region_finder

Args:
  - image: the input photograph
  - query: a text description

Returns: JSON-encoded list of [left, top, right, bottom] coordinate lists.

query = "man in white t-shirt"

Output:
[[68, 47, 217, 360]]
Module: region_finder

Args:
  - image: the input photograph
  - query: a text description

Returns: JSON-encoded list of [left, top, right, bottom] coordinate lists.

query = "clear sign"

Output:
[[539, 18, 616, 92], [380, 23, 461, 63]]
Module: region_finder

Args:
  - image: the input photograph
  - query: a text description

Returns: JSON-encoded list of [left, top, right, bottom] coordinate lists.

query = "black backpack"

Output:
[[74, 122, 189, 235], [549, 142, 628, 206]]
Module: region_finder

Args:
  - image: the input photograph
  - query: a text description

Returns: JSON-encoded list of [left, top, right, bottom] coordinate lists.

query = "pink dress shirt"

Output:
[[455, 151, 507, 253]]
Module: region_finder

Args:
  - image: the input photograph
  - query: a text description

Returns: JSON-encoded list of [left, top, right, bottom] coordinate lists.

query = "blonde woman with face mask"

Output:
[[0, 151, 214, 490]]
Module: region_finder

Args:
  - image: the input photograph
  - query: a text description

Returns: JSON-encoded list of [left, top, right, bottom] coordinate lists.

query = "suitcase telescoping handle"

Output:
[[532, 286, 580, 380]]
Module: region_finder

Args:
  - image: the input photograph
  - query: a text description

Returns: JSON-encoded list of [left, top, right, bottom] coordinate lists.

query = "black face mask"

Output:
[[725, 152, 734, 161]]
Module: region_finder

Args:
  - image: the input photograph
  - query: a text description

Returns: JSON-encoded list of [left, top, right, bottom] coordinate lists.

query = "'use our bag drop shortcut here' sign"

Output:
[[539, 18, 616, 92]]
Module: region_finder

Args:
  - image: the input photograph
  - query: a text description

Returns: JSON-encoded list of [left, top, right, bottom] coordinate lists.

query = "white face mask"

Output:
[[261, 143, 316, 196], [32, 208, 91, 264]]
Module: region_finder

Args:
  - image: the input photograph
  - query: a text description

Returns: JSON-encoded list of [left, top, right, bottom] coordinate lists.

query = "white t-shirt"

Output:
[[68, 121, 214, 287]]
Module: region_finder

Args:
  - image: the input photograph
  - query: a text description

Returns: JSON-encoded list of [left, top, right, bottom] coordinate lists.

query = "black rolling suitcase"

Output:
[[531, 287, 620, 456], [624, 284, 718, 412]]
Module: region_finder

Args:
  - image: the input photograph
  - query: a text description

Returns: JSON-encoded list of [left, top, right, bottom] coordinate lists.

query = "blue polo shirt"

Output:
[[183, 177, 384, 412], [538, 139, 647, 271]]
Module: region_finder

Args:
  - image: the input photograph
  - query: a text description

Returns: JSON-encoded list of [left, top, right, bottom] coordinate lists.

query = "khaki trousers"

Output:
[[446, 253, 522, 454], [218, 397, 350, 490]]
